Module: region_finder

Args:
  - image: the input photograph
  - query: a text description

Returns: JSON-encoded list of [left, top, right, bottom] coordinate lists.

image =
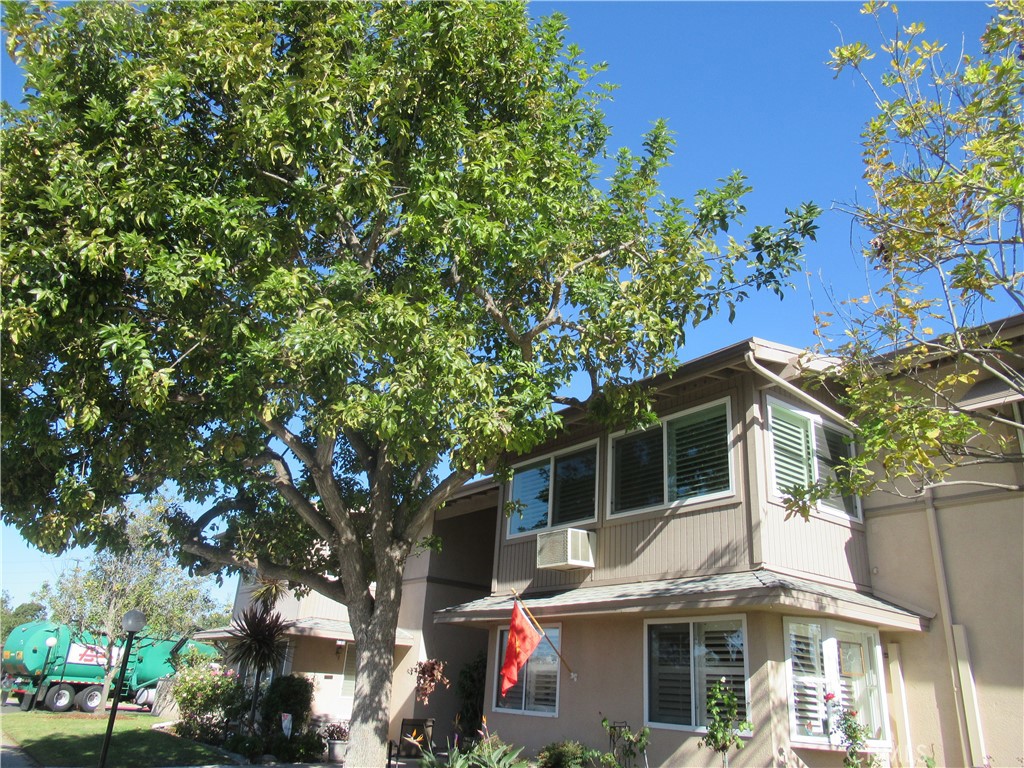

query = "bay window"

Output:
[[646, 617, 748, 729], [785, 618, 887, 744], [769, 399, 858, 518], [611, 399, 732, 515]]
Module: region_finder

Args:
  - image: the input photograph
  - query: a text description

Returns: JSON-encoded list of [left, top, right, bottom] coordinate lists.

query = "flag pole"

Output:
[[510, 588, 576, 679]]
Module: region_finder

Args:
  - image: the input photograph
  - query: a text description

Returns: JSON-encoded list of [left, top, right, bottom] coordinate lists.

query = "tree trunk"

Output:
[[91, 663, 118, 717], [248, 666, 265, 732], [344, 553, 406, 768]]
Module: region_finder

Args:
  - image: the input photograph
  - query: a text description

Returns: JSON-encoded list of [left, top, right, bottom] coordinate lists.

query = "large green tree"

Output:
[[34, 505, 223, 714], [0, 592, 47, 644], [0, 2, 817, 762], [792, 0, 1023, 514]]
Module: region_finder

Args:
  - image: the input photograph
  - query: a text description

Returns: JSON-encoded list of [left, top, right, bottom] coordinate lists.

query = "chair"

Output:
[[387, 717, 435, 766]]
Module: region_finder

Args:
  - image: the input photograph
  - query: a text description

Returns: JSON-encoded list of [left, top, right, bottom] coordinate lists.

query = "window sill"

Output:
[[491, 707, 558, 718], [645, 722, 752, 738], [790, 738, 890, 753]]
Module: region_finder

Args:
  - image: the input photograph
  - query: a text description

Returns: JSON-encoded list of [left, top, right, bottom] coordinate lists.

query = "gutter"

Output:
[[743, 351, 855, 430], [925, 489, 986, 766]]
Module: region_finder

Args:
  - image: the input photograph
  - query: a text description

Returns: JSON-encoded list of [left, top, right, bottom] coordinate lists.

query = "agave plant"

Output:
[[227, 603, 293, 730]]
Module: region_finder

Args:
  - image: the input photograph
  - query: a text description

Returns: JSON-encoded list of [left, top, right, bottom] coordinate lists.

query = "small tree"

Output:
[[34, 505, 223, 714], [795, 0, 1024, 514], [698, 677, 752, 768], [226, 604, 292, 731]]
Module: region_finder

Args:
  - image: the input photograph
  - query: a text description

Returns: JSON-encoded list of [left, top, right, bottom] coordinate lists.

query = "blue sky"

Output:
[[0, 2, 998, 608]]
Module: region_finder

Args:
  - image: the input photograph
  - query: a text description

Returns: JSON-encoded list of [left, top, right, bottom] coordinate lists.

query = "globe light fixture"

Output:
[[98, 610, 147, 768]]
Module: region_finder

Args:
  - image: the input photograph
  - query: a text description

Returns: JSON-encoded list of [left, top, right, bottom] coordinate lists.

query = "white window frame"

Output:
[[767, 397, 861, 521], [507, 441, 599, 538], [492, 623, 561, 717], [643, 615, 750, 733], [783, 617, 890, 748], [607, 397, 734, 518]]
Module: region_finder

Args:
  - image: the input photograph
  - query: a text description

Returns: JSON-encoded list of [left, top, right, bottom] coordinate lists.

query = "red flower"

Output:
[[824, 692, 836, 702]]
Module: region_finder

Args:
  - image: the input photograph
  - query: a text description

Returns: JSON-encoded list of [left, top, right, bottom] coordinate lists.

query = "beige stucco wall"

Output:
[[478, 610, 875, 768], [287, 635, 351, 721], [867, 485, 1024, 768], [391, 501, 495, 745]]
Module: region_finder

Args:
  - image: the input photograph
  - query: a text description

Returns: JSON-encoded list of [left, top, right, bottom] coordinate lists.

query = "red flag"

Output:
[[499, 601, 543, 696]]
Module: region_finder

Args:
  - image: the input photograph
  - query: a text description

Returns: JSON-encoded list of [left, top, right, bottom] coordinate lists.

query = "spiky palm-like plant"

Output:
[[227, 604, 292, 730]]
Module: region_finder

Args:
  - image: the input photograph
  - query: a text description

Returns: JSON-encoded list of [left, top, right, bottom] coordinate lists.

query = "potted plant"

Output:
[[321, 721, 350, 764]]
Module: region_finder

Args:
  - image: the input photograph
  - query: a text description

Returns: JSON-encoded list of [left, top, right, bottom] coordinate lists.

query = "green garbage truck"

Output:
[[1, 620, 217, 713]]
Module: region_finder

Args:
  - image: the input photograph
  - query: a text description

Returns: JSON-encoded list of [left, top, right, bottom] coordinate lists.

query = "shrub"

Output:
[[321, 721, 350, 741], [224, 732, 264, 761], [264, 730, 326, 763], [455, 652, 487, 736], [172, 658, 247, 745], [259, 674, 315, 736], [538, 740, 596, 768]]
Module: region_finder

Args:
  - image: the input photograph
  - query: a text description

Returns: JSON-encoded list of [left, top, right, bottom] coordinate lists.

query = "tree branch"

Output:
[[259, 415, 316, 469]]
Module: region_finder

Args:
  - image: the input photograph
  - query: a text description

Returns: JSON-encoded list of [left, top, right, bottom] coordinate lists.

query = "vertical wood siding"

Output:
[[495, 502, 751, 592], [759, 506, 871, 586]]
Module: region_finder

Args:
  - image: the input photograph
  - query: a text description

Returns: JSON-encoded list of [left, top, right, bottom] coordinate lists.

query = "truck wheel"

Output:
[[74, 685, 103, 713], [44, 683, 75, 712]]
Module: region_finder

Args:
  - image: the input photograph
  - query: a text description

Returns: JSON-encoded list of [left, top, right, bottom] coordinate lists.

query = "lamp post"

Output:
[[97, 610, 146, 768], [30, 636, 58, 711]]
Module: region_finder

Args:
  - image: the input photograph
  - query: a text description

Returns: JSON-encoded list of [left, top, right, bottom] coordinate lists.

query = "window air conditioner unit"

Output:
[[536, 528, 596, 571]]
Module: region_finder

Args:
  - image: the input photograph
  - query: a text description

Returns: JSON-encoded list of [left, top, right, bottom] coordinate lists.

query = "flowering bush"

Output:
[[825, 693, 879, 768], [321, 721, 350, 742], [172, 659, 248, 745]]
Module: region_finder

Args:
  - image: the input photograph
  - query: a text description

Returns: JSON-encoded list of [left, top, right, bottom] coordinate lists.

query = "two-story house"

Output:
[[210, 319, 1022, 767], [431, 324, 1023, 768]]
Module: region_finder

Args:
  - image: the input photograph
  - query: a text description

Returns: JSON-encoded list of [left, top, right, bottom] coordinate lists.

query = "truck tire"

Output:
[[44, 683, 75, 712], [74, 685, 104, 713]]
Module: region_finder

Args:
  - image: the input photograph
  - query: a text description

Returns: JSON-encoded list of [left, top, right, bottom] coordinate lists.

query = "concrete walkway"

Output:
[[1, 729, 41, 768]]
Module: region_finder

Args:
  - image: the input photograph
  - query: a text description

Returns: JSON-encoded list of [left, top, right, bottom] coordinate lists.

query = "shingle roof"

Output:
[[434, 568, 929, 632], [193, 617, 416, 646]]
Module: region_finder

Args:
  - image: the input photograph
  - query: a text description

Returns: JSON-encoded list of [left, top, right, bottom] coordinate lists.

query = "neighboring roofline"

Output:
[[433, 567, 930, 633], [193, 618, 415, 647]]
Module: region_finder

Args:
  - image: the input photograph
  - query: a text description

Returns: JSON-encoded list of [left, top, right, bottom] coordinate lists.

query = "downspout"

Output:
[[924, 489, 973, 767], [743, 352, 855, 430]]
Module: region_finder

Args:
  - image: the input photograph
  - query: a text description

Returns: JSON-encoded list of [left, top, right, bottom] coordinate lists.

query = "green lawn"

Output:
[[0, 706, 234, 767]]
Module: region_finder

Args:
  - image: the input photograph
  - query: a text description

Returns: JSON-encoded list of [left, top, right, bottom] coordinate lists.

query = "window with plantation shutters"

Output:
[[769, 399, 859, 519], [669, 402, 730, 501], [770, 404, 812, 490], [613, 428, 663, 513], [787, 621, 827, 738], [495, 626, 560, 715], [509, 445, 596, 536], [785, 618, 888, 745], [611, 399, 733, 516], [646, 617, 748, 730]]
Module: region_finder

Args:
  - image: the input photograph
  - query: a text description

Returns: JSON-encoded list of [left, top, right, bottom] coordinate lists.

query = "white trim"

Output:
[[783, 616, 891, 750], [642, 614, 750, 733], [506, 440, 600, 539], [492, 623, 561, 718], [607, 396, 735, 519], [766, 395, 862, 522]]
